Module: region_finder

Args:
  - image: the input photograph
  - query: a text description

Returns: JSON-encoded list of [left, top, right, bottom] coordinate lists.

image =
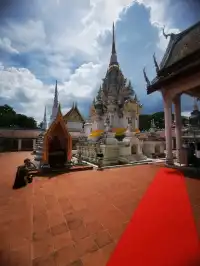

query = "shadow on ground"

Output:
[[30, 165, 94, 179], [180, 168, 200, 179]]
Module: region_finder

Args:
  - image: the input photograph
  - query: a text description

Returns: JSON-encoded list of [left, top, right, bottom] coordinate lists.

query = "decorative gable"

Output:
[[160, 21, 200, 70], [63, 106, 85, 123]]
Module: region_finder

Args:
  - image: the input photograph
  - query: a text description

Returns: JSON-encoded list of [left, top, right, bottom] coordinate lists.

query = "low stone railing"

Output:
[[76, 142, 99, 164]]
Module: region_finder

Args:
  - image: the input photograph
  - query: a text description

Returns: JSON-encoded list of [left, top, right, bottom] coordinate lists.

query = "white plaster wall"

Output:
[[67, 122, 82, 131], [143, 141, 165, 155], [92, 121, 100, 131], [100, 144, 119, 165], [91, 117, 104, 131], [118, 117, 125, 128], [143, 141, 155, 155], [84, 123, 92, 136], [119, 146, 131, 156], [132, 117, 135, 131], [113, 112, 119, 128], [97, 119, 104, 130], [158, 142, 165, 154], [122, 112, 137, 130], [119, 117, 126, 128]]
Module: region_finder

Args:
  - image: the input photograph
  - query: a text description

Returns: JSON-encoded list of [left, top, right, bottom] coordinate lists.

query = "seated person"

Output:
[[13, 159, 35, 189], [24, 158, 36, 171]]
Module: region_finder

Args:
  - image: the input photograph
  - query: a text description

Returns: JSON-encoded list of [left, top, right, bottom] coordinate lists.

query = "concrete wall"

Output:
[[67, 121, 83, 131]]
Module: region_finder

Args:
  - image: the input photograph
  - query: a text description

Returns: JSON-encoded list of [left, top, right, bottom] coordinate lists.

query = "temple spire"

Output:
[[53, 80, 58, 108], [50, 80, 59, 124], [109, 22, 118, 66], [112, 22, 116, 54], [42, 106, 47, 131]]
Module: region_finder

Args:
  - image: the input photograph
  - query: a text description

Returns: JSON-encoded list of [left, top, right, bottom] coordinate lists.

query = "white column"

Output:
[[174, 95, 182, 163], [134, 117, 137, 130], [33, 139, 37, 150], [164, 97, 173, 164], [18, 139, 22, 151]]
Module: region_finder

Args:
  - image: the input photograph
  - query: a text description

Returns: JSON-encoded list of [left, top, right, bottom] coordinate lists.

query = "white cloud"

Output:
[[0, 0, 185, 122], [181, 111, 191, 117], [2, 20, 46, 53], [0, 37, 19, 54], [0, 61, 105, 121], [136, 0, 181, 51], [61, 62, 105, 98], [0, 65, 49, 119]]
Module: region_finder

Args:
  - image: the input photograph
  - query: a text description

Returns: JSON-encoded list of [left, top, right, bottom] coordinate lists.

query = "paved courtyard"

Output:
[[0, 152, 199, 266]]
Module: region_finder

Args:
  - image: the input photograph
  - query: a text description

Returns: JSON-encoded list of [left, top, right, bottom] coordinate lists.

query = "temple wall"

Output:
[[100, 144, 119, 166], [119, 145, 131, 157], [84, 123, 92, 136], [143, 141, 155, 156], [143, 140, 165, 157], [112, 113, 120, 128], [92, 121, 100, 131], [67, 121, 83, 131], [121, 116, 127, 128]]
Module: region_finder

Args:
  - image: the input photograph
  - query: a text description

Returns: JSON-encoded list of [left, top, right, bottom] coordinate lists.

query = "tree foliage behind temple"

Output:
[[139, 112, 189, 131], [0, 105, 37, 129]]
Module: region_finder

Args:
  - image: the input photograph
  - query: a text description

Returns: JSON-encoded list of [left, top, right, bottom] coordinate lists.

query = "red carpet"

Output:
[[107, 168, 200, 266]]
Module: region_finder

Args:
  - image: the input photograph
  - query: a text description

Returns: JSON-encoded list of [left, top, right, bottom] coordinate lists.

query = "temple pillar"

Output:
[[33, 139, 37, 150], [18, 139, 22, 151], [163, 97, 173, 164], [173, 94, 182, 163]]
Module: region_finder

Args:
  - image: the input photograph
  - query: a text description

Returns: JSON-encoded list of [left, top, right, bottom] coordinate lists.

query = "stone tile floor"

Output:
[[0, 152, 199, 266]]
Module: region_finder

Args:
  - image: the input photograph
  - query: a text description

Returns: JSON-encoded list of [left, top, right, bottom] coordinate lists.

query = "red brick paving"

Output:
[[0, 152, 199, 266]]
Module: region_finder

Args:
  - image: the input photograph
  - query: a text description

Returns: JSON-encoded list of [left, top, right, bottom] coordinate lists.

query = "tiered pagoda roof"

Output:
[[63, 103, 85, 123], [145, 21, 200, 94]]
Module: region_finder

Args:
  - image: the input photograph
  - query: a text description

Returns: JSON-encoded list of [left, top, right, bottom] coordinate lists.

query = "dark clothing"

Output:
[[13, 166, 28, 189]]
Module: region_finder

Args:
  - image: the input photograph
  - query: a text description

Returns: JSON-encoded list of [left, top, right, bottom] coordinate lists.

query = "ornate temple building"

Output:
[[144, 20, 200, 165], [45, 23, 142, 141], [85, 24, 142, 139], [34, 23, 148, 168]]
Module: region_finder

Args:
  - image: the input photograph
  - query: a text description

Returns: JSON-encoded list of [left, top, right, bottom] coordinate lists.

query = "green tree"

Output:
[[139, 114, 152, 131], [139, 111, 190, 131], [0, 104, 37, 129], [14, 114, 37, 129], [0, 104, 16, 116], [0, 105, 16, 127], [151, 112, 165, 129], [182, 116, 189, 126]]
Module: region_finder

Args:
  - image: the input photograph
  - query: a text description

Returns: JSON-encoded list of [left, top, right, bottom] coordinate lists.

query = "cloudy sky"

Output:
[[0, 0, 199, 122]]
